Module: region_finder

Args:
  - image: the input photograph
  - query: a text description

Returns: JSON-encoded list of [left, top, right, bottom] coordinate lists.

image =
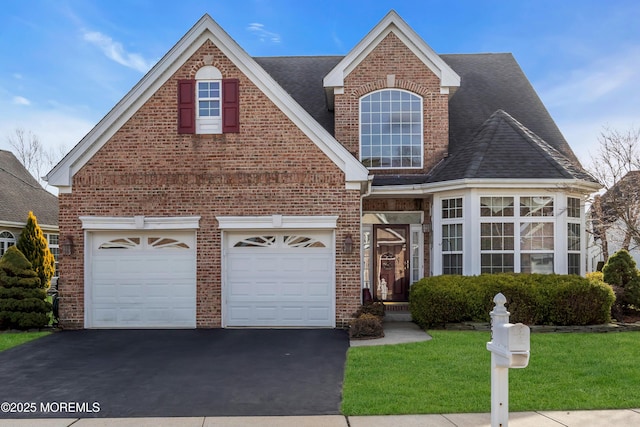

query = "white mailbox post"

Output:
[[486, 293, 530, 427]]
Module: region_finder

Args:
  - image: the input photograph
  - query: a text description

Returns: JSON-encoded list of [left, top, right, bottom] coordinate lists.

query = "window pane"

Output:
[[360, 90, 422, 169], [442, 197, 463, 219], [520, 196, 554, 217], [481, 254, 514, 273], [568, 223, 581, 251], [443, 254, 463, 275], [520, 222, 554, 250], [411, 229, 422, 283], [521, 253, 554, 274], [568, 253, 581, 275], [567, 197, 581, 218], [480, 197, 514, 217], [480, 223, 514, 250], [442, 224, 463, 251]]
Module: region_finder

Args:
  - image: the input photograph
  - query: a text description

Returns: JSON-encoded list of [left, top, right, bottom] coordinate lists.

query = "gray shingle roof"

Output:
[[254, 56, 341, 134], [428, 110, 597, 182], [441, 53, 579, 164], [254, 52, 591, 185], [0, 150, 58, 227]]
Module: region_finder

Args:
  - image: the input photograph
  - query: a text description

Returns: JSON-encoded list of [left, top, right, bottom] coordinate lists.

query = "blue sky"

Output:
[[1, 0, 639, 169]]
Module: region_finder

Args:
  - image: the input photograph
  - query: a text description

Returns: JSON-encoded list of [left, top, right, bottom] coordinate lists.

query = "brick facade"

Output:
[[58, 40, 362, 329], [334, 32, 450, 174]]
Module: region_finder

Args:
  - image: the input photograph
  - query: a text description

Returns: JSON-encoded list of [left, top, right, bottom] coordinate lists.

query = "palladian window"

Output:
[[360, 89, 423, 168]]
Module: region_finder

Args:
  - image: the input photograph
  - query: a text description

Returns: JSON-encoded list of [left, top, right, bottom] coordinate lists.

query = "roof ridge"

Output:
[[0, 166, 45, 191], [463, 112, 503, 177], [496, 110, 577, 179]]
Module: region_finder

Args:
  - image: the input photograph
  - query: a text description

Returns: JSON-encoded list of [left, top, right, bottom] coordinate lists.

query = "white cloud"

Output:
[[82, 29, 154, 73], [12, 96, 31, 105], [538, 46, 640, 108], [247, 23, 281, 43]]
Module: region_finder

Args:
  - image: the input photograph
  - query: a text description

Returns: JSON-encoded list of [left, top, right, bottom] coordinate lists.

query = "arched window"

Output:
[[0, 231, 15, 257], [360, 89, 423, 168], [195, 66, 223, 134]]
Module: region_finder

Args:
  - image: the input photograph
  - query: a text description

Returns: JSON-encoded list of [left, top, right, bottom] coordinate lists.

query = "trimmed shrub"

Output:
[[409, 275, 468, 327], [349, 313, 384, 339], [603, 249, 637, 288], [0, 246, 51, 330], [603, 249, 640, 311], [354, 301, 385, 318], [410, 273, 614, 328]]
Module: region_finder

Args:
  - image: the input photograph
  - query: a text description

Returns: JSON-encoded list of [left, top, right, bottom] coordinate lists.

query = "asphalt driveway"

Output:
[[0, 329, 349, 418]]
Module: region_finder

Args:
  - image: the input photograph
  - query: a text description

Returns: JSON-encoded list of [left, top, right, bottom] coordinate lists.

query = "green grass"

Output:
[[341, 330, 640, 415], [0, 332, 51, 352]]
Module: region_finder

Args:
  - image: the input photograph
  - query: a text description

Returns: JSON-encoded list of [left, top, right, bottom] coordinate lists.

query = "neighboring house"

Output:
[[45, 11, 600, 330], [0, 149, 60, 282], [587, 171, 640, 270]]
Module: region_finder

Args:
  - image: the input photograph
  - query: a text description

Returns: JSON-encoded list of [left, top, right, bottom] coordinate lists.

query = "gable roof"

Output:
[[46, 15, 369, 191], [0, 150, 58, 228], [427, 110, 597, 183], [323, 10, 460, 94]]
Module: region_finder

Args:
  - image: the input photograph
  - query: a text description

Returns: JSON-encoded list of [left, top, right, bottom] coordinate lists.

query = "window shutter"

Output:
[[222, 78, 240, 133], [177, 79, 195, 134]]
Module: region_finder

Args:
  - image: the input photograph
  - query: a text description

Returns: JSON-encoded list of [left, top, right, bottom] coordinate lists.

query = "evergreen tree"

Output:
[[603, 249, 640, 312], [0, 246, 51, 329], [16, 211, 55, 289]]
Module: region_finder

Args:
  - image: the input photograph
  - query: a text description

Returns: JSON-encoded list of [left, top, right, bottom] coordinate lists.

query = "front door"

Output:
[[373, 224, 409, 301]]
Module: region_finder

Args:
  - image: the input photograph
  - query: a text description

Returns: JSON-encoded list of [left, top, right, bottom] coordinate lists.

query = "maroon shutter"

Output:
[[177, 79, 195, 134], [222, 78, 240, 133]]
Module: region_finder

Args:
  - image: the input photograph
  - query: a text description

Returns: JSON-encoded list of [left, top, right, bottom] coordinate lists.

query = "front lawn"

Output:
[[342, 330, 640, 415], [0, 332, 50, 352]]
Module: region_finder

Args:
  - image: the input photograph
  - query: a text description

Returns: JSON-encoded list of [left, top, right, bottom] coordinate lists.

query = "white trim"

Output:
[[46, 15, 369, 190], [323, 11, 460, 92], [216, 215, 339, 230], [370, 178, 602, 197], [80, 216, 201, 230]]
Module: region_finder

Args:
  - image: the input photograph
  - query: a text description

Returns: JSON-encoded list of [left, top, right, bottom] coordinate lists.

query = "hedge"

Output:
[[409, 273, 615, 328]]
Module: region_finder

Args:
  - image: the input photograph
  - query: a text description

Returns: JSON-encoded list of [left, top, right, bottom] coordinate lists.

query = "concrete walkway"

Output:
[[2, 410, 640, 426], [349, 320, 432, 346]]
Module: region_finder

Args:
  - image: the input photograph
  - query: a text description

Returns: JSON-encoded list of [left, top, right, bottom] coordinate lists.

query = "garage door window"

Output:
[[99, 237, 140, 249], [234, 234, 326, 248], [98, 236, 191, 250], [148, 237, 190, 249]]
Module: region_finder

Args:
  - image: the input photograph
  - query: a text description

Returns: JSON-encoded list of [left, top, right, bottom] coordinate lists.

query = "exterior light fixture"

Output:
[[343, 234, 354, 254], [62, 236, 75, 256]]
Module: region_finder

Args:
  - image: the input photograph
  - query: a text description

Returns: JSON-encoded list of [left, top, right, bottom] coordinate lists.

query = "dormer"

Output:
[[323, 10, 460, 109], [324, 11, 460, 175]]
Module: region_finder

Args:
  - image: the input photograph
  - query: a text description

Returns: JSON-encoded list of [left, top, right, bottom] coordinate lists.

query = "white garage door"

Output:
[[225, 231, 335, 327], [88, 231, 197, 328]]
